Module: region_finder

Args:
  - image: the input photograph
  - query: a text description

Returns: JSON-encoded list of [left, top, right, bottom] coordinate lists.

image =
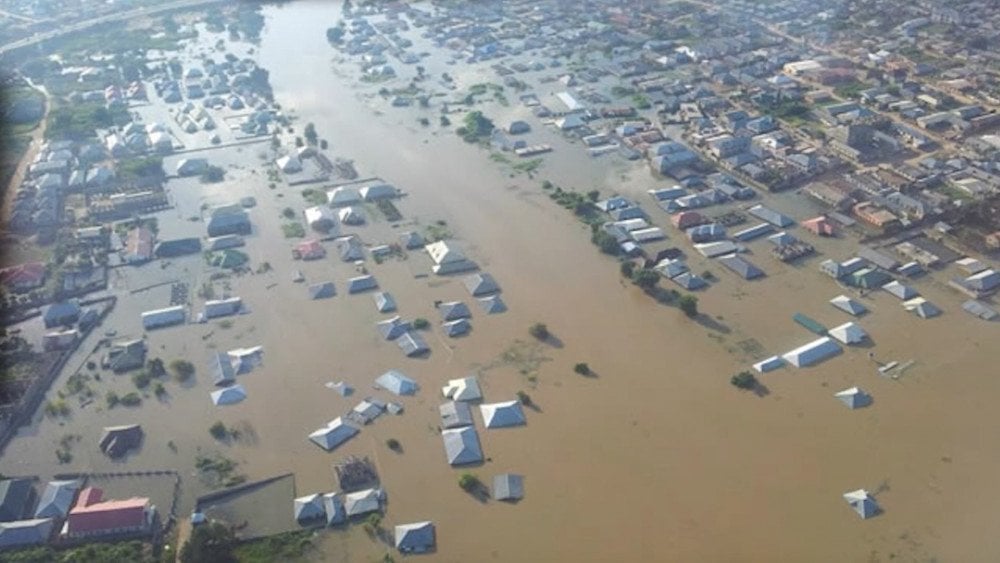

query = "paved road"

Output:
[[0, 0, 226, 57]]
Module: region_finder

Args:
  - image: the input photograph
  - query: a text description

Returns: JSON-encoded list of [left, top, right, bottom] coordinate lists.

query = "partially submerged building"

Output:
[[442, 426, 484, 465], [375, 370, 418, 396], [480, 401, 526, 429], [426, 241, 477, 275], [493, 474, 524, 501], [442, 376, 482, 402], [781, 337, 842, 368], [395, 521, 435, 553], [308, 417, 360, 451]]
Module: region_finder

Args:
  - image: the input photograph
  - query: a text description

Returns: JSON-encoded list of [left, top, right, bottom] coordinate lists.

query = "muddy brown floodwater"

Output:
[[2, 2, 999, 562]]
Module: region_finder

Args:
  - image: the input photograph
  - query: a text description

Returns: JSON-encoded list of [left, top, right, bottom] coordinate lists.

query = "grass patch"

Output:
[[233, 530, 315, 563], [282, 222, 306, 238]]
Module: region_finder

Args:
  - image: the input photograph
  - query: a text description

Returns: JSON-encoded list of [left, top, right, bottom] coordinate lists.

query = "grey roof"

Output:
[[0, 518, 53, 548], [373, 292, 396, 313], [442, 426, 484, 465], [882, 280, 917, 300], [375, 370, 418, 395], [210, 384, 247, 406], [323, 493, 346, 526], [308, 417, 359, 451], [0, 480, 33, 522], [344, 488, 381, 517], [438, 301, 471, 321], [904, 297, 941, 318], [293, 494, 326, 522], [211, 352, 236, 386], [377, 316, 411, 340], [962, 300, 998, 321], [395, 521, 435, 553], [671, 272, 708, 290], [477, 294, 507, 314], [350, 399, 385, 424], [35, 480, 80, 519], [309, 281, 336, 299], [99, 424, 143, 458], [829, 295, 867, 316], [442, 318, 471, 337], [338, 237, 365, 261], [347, 275, 377, 293], [397, 331, 429, 356], [492, 473, 524, 501], [717, 254, 764, 280], [748, 204, 794, 227], [463, 272, 500, 296], [399, 231, 425, 249], [480, 401, 526, 429], [439, 401, 474, 429]]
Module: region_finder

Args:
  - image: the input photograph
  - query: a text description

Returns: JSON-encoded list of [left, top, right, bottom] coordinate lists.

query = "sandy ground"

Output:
[[1, 3, 999, 562]]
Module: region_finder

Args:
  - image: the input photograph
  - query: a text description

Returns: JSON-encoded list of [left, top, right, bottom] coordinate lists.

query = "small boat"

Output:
[[292, 270, 305, 283]]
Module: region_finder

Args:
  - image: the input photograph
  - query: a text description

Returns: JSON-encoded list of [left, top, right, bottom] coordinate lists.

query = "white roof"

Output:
[[828, 322, 867, 345], [344, 488, 381, 516], [834, 387, 870, 409], [276, 155, 302, 172], [480, 401, 526, 428], [304, 206, 335, 225], [425, 240, 466, 264], [441, 376, 482, 401], [829, 294, 867, 316], [781, 337, 841, 368], [210, 384, 247, 406], [442, 426, 483, 465]]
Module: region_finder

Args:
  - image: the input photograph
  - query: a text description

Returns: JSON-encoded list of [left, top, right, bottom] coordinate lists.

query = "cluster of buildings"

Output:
[[0, 478, 154, 550]]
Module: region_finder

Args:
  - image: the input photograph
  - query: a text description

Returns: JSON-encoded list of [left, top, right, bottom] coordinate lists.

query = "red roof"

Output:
[[802, 216, 836, 237], [67, 487, 149, 535], [0, 262, 45, 288], [294, 239, 325, 260], [671, 211, 705, 230]]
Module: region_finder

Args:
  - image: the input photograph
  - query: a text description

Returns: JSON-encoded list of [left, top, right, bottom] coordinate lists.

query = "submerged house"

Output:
[[375, 370, 418, 396], [834, 387, 871, 409], [829, 295, 867, 316], [395, 521, 435, 553], [781, 337, 842, 368], [464, 272, 499, 296], [426, 241, 477, 275], [493, 474, 524, 501], [441, 426, 483, 466], [441, 376, 482, 402], [480, 401, 526, 429], [843, 489, 879, 519], [308, 417, 360, 451]]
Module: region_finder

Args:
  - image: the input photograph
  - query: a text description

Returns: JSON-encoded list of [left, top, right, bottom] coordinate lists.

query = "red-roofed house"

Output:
[[0, 262, 46, 293], [671, 211, 706, 230], [292, 239, 325, 261], [802, 216, 836, 237], [62, 487, 153, 539]]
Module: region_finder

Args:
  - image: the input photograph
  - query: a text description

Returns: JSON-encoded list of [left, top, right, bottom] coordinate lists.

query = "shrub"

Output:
[[200, 165, 225, 183], [146, 358, 166, 378], [458, 473, 481, 492], [386, 438, 401, 451], [209, 421, 228, 440], [679, 294, 699, 318], [413, 318, 430, 330], [587, 190, 600, 202], [731, 371, 757, 390], [529, 323, 549, 340], [620, 261, 636, 278], [154, 382, 167, 398], [281, 207, 295, 219], [106, 391, 119, 408], [632, 268, 659, 289], [131, 371, 151, 389], [170, 359, 195, 382], [120, 392, 141, 407], [439, 115, 450, 127], [574, 363, 591, 375], [591, 230, 620, 255], [516, 390, 532, 406]]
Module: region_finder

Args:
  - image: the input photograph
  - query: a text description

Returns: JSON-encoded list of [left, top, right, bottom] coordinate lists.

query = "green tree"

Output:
[[620, 261, 636, 278], [180, 521, 237, 563], [170, 359, 195, 382], [529, 323, 549, 340], [632, 268, 659, 289], [731, 371, 757, 390], [304, 123, 318, 145], [574, 363, 591, 375], [679, 294, 699, 318]]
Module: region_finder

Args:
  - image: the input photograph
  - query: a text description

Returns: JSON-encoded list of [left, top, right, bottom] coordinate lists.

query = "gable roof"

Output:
[[882, 280, 918, 300], [308, 417, 360, 451], [0, 518, 53, 548], [35, 480, 81, 519], [477, 294, 507, 314], [309, 281, 336, 300], [323, 493, 346, 526], [441, 376, 482, 402], [438, 301, 471, 321], [395, 521, 435, 552], [375, 370, 418, 396], [99, 425, 143, 458], [67, 488, 149, 535], [439, 401, 474, 429], [903, 297, 941, 318], [210, 384, 247, 406], [347, 275, 377, 293], [0, 479, 33, 522], [717, 253, 765, 279], [834, 387, 871, 409], [294, 494, 326, 522], [373, 292, 396, 313], [843, 489, 879, 519], [480, 401, 526, 429], [425, 241, 466, 265], [397, 331, 429, 356], [442, 318, 471, 337], [377, 316, 411, 340], [463, 273, 499, 296], [343, 488, 381, 517], [492, 474, 524, 501], [829, 295, 867, 316], [442, 426, 483, 465], [828, 322, 867, 345]]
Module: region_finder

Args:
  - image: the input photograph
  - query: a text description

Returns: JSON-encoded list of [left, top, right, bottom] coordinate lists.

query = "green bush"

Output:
[[412, 318, 430, 330], [679, 294, 699, 318], [209, 421, 228, 440], [120, 392, 141, 407], [386, 438, 401, 451], [131, 371, 151, 389], [106, 391, 120, 408], [731, 371, 757, 390], [632, 268, 659, 289], [170, 359, 195, 382], [529, 323, 549, 340], [516, 390, 532, 406], [574, 363, 590, 375], [458, 472, 481, 492]]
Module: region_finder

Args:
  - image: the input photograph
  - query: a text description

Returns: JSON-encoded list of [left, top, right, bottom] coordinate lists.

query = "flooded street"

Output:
[[2, 2, 999, 561]]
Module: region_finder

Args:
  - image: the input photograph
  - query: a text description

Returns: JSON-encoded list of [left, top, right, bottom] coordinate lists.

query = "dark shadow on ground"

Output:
[[695, 314, 731, 334], [752, 383, 770, 397]]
